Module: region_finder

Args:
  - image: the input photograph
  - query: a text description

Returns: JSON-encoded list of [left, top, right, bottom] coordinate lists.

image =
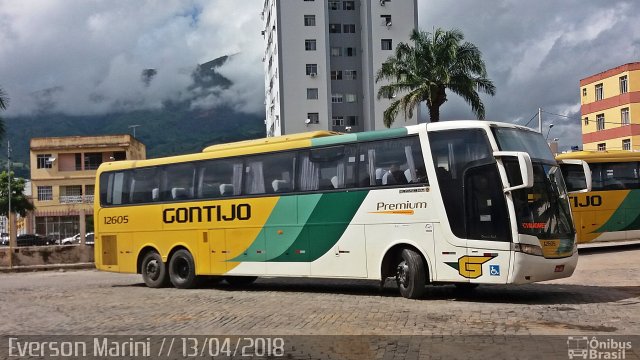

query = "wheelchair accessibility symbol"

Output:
[[489, 265, 500, 276]]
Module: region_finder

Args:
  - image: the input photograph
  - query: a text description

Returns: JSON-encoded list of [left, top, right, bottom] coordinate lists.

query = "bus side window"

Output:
[[245, 151, 296, 195], [358, 136, 428, 187], [198, 159, 243, 198], [163, 163, 196, 201], [129, 168, 159, 204], [298, 145, 356, 191]]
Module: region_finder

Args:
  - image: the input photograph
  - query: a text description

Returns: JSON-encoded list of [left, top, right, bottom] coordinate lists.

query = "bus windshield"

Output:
[[493, 127, 575, 240]]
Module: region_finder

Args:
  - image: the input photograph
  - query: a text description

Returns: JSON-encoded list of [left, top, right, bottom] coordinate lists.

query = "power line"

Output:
[[523, 111, 539, 127], [541, 109, 632, 127]]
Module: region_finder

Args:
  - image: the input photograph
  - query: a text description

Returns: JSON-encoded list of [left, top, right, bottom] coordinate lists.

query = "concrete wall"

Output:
[[0, 245, 94, 268]]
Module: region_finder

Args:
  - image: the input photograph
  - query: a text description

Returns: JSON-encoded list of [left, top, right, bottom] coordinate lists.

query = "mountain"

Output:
[[3, 56, 265, 178]]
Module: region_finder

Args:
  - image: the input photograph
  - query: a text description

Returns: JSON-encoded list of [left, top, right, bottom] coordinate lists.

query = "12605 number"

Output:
[[104, 216, 129, 225]]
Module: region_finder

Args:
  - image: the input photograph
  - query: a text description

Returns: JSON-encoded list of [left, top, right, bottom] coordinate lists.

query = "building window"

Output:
[[622, 107, 630, 126], [305, 64, 318, 76], [596, 114, 605, 131], [345, 93, 357, 103], [37, 154, 53, 169], [345, 47, 356, 56], [343, 24, 356, 33], [623, 139, 631, 151], [347, 116, 358, 126], [597, 143, 606, 151], [582, 88, 587, 97], [329, 23, 341, 33], [304, 15, 315, 26], [381, 15, 392, 26], [331, 47, 342, 56], [584, 117, 589, 126], [331, 70, 343, 80], [331, 93, 344, 103], [344, 70, 357, 80], [307, 112, 319, 124], [305, 39, 316, 51], [84, 153, 103, 170], [307, 88, 318, 100], [332, 116, 344, 126], [328, 0, 340, 10], [620, 75, 628, 94], [37, 186, 53, 201], [381, 39, 393, 50], [343, 1, 355, 10], [595, 83, 603, 101]]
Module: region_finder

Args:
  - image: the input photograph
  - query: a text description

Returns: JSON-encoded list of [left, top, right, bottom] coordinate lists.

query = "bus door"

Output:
[[429, 129, 510, 283], [463, 162, 512, 284]]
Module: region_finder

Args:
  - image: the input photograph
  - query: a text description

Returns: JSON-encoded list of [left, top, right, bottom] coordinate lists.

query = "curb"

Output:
[[0, 263, 95, 273]]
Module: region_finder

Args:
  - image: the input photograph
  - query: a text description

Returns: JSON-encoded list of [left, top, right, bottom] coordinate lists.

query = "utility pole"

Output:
[[7, 141, 12, 268], [538, 108, 542, 133], [128, 125, 141, 138]]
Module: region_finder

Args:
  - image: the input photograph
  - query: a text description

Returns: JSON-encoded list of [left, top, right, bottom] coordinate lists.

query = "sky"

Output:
[[1, 0, 639, 149]]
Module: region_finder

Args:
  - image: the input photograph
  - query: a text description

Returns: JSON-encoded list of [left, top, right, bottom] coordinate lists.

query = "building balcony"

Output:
[[59, 195, 95, 204]]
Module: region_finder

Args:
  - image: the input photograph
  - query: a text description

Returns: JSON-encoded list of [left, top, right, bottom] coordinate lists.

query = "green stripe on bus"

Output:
[[311, 128, 408, 147], [598, 190, 640, 232], [269, 190, 368, 262], [229, 195, 322, 262]]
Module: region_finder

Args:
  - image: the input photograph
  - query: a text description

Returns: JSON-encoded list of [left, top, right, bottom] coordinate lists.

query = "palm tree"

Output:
[[376, 28, 496, 126]]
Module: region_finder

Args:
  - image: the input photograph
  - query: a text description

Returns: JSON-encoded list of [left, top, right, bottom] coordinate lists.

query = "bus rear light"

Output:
[[554, 265, 564, 272], [514, 243, 543, 256]]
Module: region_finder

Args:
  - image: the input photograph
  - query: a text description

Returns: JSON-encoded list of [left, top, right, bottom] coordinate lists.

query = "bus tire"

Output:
[[169, 249, 198, 289], [224, 276, 258, 286], [396, 248, 426, 299], [141, 251, 169, 288]]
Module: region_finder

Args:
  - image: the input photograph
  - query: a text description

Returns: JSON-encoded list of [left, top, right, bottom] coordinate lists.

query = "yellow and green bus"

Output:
[[95, 121, 586, 298], [557, 150, 640, 245]]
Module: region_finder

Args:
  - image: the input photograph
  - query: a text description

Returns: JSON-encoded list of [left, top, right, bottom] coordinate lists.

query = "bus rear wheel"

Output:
[[169, 249, 198, 289], [396, 248, 426, 299], [141, 251, 168, 288], [224, 276, 258, 286]]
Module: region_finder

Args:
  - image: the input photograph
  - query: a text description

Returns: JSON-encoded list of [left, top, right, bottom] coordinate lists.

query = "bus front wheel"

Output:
[[169, 249, 198, 289], [396, 248, 426, 299], [141, 251, 169, 288]]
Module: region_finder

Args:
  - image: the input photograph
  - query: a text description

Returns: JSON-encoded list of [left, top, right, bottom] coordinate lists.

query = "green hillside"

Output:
[[3, 56, 266, 178]]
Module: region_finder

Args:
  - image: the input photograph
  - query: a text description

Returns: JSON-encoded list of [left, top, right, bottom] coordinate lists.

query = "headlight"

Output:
[[514, 243, 543, 256]]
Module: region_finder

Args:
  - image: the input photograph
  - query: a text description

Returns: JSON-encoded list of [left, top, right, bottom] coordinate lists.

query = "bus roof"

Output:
[[202, 131, 339, 153], [556, 150, 640, 163]]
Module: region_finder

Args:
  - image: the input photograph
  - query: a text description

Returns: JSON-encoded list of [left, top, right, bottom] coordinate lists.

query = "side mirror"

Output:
[[558, 159, 592, 193], [493, 151, 534, 192]]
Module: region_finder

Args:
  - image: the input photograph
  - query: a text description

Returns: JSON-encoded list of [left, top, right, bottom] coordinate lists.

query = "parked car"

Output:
[[61, 232, 94, 245], [16, 234, 49, 246], [0, 233, 8, 246]]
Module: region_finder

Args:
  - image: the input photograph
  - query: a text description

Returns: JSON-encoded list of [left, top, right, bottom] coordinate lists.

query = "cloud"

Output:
[[419, 0, 640, 150], [0, 0, 264, 116], [1, 0, 639, 152]]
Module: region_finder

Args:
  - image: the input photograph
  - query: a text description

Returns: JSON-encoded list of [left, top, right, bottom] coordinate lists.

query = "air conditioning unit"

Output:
[[309, 72, 317, 78]]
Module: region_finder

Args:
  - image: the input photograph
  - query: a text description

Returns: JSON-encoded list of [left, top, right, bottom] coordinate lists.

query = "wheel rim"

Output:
[[145, 259, 160, 281], [396, 260, 409, 288], [174, 257, 190, 279]]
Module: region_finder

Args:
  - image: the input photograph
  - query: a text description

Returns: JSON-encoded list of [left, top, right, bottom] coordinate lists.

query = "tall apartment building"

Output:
[[581, 62, 640, 151], [29, 135, 145, 239], [262, 0, 419, 137]]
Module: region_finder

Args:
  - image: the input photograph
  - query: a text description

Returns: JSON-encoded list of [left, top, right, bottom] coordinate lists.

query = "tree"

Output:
[[376, 28, 496, 126], [0, 86, 7, 138], [0, 171, 34, 217]]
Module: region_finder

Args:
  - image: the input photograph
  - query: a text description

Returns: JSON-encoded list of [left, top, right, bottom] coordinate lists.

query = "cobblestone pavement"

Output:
[[0, 245, 638, 336]]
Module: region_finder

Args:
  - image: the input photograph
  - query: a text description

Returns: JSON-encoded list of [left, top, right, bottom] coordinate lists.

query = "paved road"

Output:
[[0, 245, 638, 336]]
